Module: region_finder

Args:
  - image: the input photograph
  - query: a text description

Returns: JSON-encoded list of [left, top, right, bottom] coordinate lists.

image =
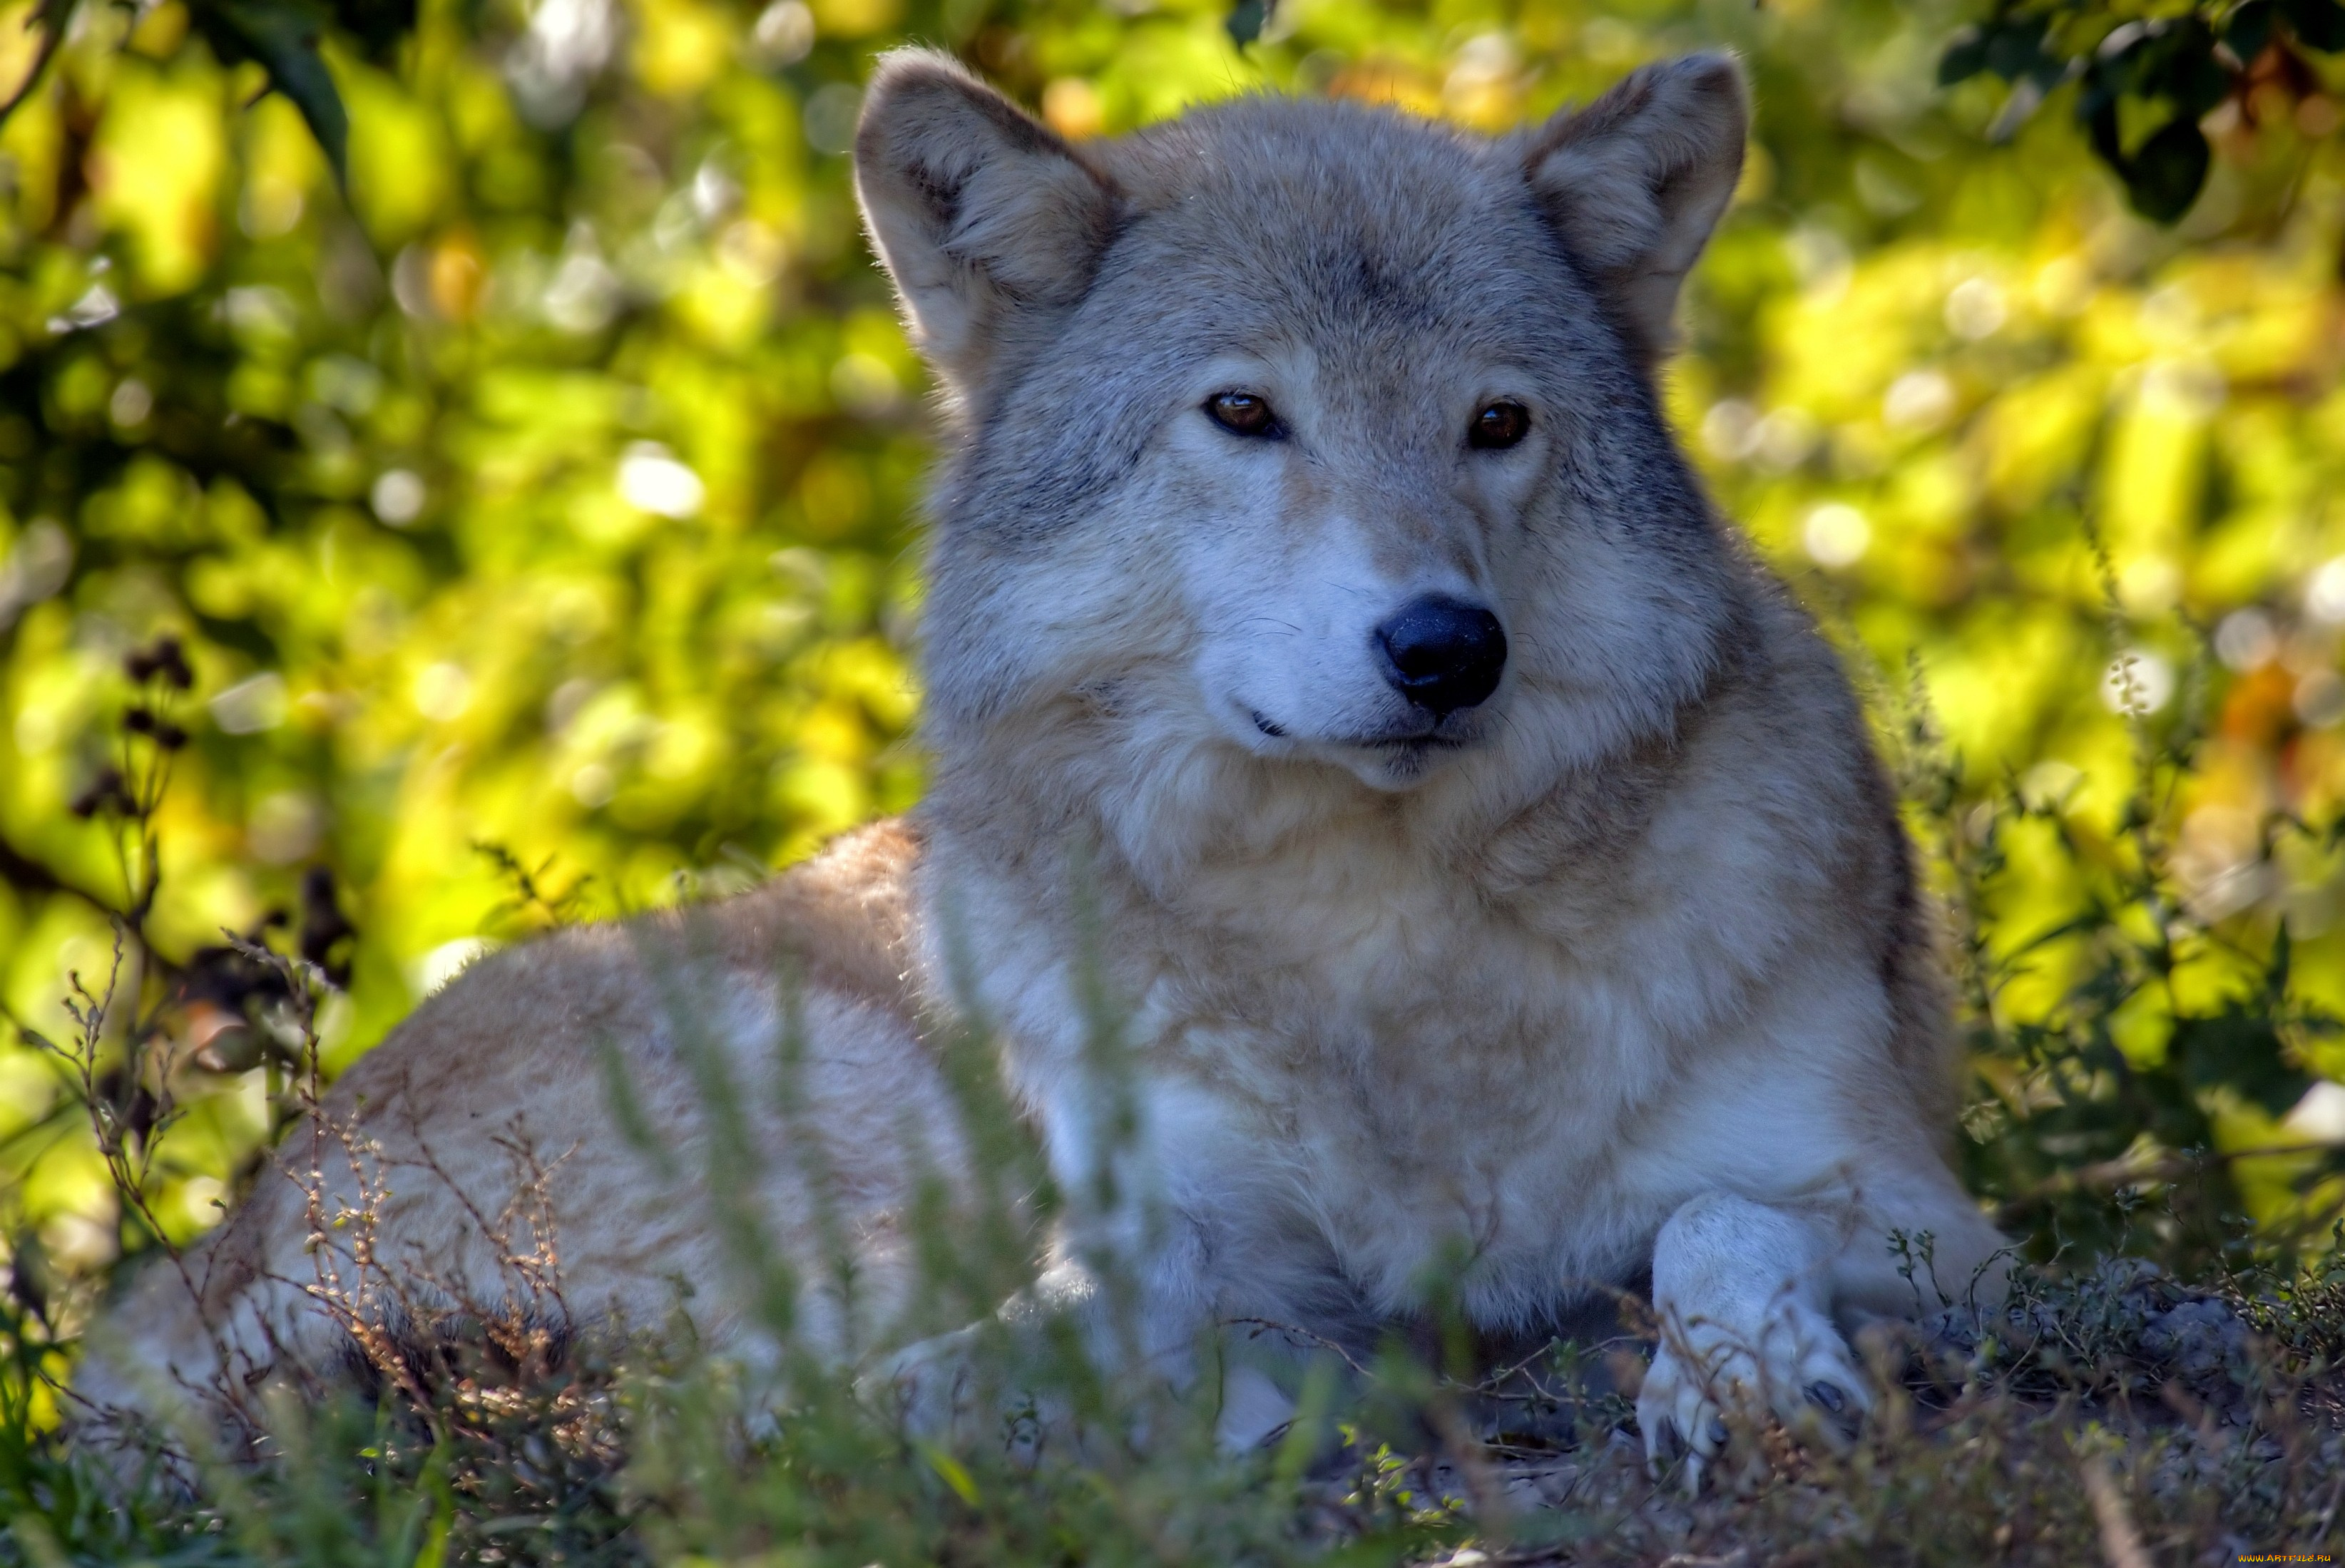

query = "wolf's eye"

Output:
[[1206, 391, 1282, 439], [1468, 401, 1531, 450]]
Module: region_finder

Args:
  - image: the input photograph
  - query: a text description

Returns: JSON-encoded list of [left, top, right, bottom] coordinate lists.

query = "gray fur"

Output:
[[78, 53, 2003, 1485], [862, 50, 2004, 1467]]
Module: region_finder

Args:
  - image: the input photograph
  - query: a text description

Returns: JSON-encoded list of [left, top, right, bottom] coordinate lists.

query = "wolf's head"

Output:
[[857, 51, 1750, 802]]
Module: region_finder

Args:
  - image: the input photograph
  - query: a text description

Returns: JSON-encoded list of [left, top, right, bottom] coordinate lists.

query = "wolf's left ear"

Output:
[[855, 50, 1118, 394], [1523, 53, 1749, 366]]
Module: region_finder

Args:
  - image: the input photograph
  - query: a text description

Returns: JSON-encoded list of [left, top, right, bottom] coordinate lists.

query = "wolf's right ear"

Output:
[[854, 51, 1118, 393]]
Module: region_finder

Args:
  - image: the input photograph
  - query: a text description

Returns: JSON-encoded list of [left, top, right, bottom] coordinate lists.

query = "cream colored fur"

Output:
[[81, 51, 2003, 1480], [75, 823, 957, 1445]]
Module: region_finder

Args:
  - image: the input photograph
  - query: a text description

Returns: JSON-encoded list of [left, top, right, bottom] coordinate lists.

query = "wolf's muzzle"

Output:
[[1374, 595, 1507, 716]]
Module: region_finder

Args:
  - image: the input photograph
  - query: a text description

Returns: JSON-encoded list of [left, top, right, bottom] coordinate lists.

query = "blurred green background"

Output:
[[2, 0, 2344, 1308]]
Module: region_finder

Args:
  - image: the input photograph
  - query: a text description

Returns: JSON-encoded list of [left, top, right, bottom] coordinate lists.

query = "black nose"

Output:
[[1374, 595, 1507, 715]]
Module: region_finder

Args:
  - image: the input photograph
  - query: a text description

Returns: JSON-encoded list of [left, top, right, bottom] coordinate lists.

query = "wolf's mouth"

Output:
[[1339, 720, 1468, 751], [1356, 711, 1473, 749], [1247, 709, 1467, 754]]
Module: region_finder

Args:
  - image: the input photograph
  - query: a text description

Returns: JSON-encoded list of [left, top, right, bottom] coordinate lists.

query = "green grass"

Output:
[[7, 627, 2345, 1565]]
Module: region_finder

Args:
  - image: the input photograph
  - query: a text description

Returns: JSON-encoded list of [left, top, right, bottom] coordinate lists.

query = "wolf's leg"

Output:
[[863, 1257, 1231, 1453], [1824, 1170, 2012, 1321], [864, 1138, 1275, 1451], [1635, 1192, 1869, 1479], [74, 1219, 364, 1467], [1636, 1174, 2004, 1479]]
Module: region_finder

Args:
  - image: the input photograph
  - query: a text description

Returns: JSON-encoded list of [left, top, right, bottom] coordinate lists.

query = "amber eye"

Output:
[[1468, 400, 1531, 450], [1206, 391, 1282, 439]]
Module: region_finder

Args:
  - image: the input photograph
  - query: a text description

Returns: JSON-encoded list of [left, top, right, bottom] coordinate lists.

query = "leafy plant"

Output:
[[3, 0, 2345, 1556], [1939, 0, 2345, 220], [1896, 616, 2345, 1270], [0, 0, 427, 185]]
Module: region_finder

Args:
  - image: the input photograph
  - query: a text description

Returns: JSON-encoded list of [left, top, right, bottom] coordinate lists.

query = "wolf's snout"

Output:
[[1374, 596, 1507, 715]]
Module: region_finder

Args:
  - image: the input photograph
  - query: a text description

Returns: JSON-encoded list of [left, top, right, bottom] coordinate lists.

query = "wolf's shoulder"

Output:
[[1697, 555, 1881, 775], [1592, 555, 1903, 909]]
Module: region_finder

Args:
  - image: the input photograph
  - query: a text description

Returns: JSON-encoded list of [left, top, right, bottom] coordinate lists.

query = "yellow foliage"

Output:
[[342, 63, 451, 243], [11, 0, 2345, 1268], [635, 0, 732, 95], [88, 61, 224, 295], [811, 0, 901, 39]]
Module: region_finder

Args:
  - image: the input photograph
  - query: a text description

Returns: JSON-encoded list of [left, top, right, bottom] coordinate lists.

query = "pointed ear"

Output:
[[1523, 53, 1749, 367], [854, 50, 1118, 393]]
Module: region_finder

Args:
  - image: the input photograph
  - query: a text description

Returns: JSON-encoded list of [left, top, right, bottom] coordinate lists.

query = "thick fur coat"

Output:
[[80, 50, 2003, 1474]]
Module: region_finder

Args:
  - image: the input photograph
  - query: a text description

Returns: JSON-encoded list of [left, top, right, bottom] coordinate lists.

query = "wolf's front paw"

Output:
[[861, 1323, 1078, 1461], [1635, 1298, 1869, 1482], [859, 1323, 986, 1441]]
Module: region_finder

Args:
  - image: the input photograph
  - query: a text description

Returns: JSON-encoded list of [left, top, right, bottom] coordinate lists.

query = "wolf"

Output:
[[79, 47, 2004, 1476]]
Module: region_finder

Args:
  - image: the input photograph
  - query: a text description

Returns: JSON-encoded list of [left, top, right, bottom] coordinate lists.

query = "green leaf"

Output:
[[1225, 0, 1270, 48], [2152, 19, 2235, 116], [2120, 116, 2212, 222], [2226, 0, 2277, 61], [329, 0, 421, 60], [2172, 1010, 2314, 1117], [189, 0, 352, 183], [0, 0, 76, 120], [2083, 93, 2126, 167], [918, 1442, 982, 1505], [1938, 27, 1991, 86], [2137, 1067, 2217, 1150], [2285, 0, 2345, 51], [1983, 16, 2061, 84]]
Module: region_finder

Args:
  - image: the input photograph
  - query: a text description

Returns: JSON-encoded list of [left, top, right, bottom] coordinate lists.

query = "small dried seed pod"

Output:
[[69, 767, 128, 819]]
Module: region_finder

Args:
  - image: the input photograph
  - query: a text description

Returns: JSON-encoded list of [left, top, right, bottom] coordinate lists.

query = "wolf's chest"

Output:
[[1133, 852, 1752, 1300], [1163, 854, 1690, 1085], [1164, 991, 1677, 1316], [1154, 899, 1687, 1240]]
